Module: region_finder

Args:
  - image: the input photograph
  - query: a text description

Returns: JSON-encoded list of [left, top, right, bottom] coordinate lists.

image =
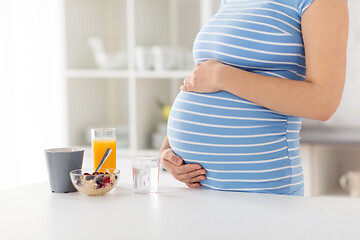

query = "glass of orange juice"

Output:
[[91, 128, 116, 173]]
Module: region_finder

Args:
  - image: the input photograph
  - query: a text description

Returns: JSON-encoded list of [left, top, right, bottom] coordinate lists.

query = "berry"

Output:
[[96, 177, 104, 189], [76, 180, 81, 186], [92, 172, 99, 175], [103, 176, 111, 184], [96, 177, 104, 184], [96, 176, 105, 188], [84, 173, 90, 176], [115, 175, 118, 180], [99, 172, 104, 175], [105, 172, 109, 175]]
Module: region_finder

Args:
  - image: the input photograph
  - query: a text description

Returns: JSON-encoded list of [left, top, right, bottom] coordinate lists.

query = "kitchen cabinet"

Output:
[[300, 127, 360, 197]]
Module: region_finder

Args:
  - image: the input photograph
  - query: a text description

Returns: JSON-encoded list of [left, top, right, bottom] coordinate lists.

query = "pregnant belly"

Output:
[[167, 91, 304, 194]]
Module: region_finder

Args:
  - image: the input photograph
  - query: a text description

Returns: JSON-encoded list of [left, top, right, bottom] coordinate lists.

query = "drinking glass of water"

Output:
[[132, 156, 159, 194]]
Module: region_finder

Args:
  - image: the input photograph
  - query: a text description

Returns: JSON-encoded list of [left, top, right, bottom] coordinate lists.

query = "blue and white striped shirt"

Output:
[[168, 0, 314, 195]]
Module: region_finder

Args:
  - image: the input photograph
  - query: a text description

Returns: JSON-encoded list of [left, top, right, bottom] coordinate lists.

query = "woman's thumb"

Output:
[[170, 153, 183, 166]]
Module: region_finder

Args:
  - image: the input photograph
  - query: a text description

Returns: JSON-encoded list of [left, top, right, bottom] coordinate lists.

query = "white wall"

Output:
[[0, 0, 66, 190], [325, 0, 360, 128]]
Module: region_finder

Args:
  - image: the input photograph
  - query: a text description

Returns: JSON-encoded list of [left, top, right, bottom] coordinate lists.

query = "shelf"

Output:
[[300, 127, 360, 146], [66, 69, 190, 79], [135, 70, 190, 79], [67, 69, 129, 79]]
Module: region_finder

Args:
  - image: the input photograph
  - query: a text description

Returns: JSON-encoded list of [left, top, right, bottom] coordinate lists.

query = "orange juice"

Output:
[[92, 138, 116, 173]]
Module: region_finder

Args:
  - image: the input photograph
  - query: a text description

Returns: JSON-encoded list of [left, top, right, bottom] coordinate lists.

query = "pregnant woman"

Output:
[[160, 0, 349, 195]]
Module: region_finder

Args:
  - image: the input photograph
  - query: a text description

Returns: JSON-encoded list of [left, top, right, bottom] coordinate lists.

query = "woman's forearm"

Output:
[[216, 64, 344, 121]]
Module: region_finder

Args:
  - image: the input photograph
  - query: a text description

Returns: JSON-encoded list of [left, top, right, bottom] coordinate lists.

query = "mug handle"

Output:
[[340, 173, 350, 192]]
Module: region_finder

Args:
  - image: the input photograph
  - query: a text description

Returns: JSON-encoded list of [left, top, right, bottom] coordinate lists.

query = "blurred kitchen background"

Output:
[[1, 0, 360, 197]]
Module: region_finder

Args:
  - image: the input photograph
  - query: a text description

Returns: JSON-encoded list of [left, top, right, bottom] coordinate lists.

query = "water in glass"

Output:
[[132, 156, 159, 194]]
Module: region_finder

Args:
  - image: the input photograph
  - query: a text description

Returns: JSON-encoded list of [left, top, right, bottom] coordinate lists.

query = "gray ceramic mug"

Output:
[[45, 148, 84, 193]]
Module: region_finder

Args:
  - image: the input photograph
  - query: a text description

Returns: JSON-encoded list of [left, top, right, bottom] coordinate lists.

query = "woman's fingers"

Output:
[[161, 159, 177, 175], [181, 76, 194, 92], [176, 164, 203, 174], [185, 174, 207, 184], [178, 169, 206, 181], [168, 163, 203, 179], [161, 148, 183, 166], [186, 182, 201, 188], [180, 84, 187, 91], [162, 158, 206, 183], [160, 149, 186, 175], [171, 165, 206, 183]]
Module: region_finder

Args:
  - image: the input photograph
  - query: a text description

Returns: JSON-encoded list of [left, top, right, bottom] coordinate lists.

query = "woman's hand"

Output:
[[160, 147, 207, 188], [180, 60, 224, 93]]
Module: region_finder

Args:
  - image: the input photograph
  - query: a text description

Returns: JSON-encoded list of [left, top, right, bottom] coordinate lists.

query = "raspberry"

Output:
[[103, 176, 111, 184], [92, 172, 99, 175], [84, 173, 90, 176]]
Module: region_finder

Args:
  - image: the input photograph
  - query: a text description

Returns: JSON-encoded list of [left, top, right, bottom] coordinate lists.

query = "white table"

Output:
[[1, 182, 360, 240]]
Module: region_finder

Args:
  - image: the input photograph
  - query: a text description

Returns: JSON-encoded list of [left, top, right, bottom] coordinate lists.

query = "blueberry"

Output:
[[115, 175, 118, 180], [76, 180, 81, 186], [96, 177, 104, 189], [96, 177, 103, 184]]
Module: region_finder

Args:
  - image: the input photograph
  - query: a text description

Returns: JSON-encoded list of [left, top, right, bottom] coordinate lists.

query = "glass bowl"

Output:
[[70, 168, 120, 196]]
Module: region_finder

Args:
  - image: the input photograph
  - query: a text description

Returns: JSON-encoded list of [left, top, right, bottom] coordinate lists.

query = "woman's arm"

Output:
[[180, 0, 349, 121]]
